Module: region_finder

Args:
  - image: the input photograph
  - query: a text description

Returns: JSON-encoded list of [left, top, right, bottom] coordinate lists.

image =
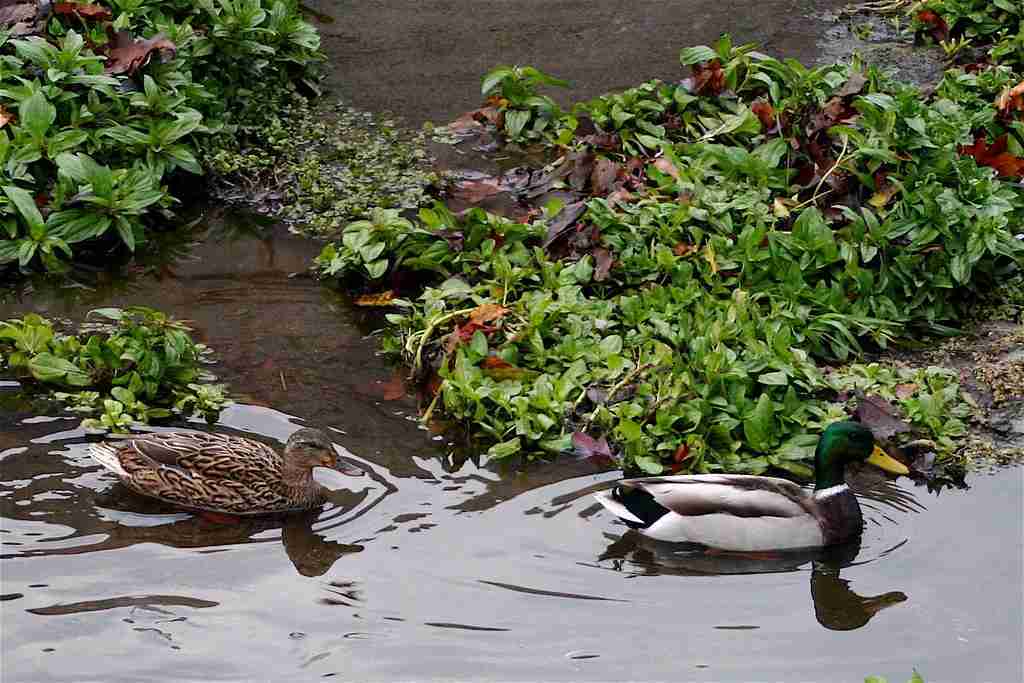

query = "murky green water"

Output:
[[2, 220, 1021, 682]]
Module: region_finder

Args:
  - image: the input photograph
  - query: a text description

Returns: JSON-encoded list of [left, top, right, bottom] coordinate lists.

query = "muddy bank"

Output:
[[313, 0, 851, 126]]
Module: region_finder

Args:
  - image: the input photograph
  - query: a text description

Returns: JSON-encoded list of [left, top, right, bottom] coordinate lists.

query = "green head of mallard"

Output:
[[814, 421, 909, 491]]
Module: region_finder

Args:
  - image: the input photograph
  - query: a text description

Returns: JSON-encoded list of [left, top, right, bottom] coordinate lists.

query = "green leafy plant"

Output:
[[315, 34, 1023, 476], [0, 307, 229, 432], [480, 65, 569, 142], [1, 1, 322, 273]]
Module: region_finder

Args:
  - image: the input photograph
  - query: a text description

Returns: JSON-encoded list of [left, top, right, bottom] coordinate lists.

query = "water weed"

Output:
[[0, 307, 228, 431]]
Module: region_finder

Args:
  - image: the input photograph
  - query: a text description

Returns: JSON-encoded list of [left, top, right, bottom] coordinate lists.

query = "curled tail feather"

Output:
[[90, 443, 129, 477]]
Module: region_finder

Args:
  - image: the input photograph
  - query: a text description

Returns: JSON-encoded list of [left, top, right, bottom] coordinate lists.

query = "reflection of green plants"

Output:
[[480, 65, 569, 143], [865, 671, 924, 683], [0, 307, 229, 432]]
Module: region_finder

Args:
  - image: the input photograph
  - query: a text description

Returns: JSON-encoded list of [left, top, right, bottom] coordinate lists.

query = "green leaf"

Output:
[[481, 67, 513, 96], [487, 437, 521, 460], [743, 393, 775, 451], [3, 185, 45, 239], [758, 371, 788, 386], [28, 352, 91, 386], [679, 45, 718, 65], [365, 258, 388, 279], [504, 109, 531, 140], [19, 91, 56, 141]]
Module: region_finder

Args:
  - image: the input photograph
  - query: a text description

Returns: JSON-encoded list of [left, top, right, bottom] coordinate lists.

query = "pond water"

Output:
[[2, 221, 1021, 682]]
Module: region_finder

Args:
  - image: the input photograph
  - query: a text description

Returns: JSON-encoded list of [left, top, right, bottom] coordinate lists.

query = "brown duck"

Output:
[[90, 428, 359, 515]]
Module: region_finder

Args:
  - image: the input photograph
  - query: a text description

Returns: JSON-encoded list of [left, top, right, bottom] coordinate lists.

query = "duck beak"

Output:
[[867, 446, 909, 476]]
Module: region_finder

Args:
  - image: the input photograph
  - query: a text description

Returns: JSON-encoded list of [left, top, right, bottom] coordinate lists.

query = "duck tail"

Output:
[[594, 484, 668, 529], [90, 443, 128, 477]]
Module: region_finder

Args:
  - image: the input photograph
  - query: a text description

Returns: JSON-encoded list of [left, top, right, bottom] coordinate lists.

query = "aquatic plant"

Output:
[[315, 33, 1023, 475], [0, 0, 321, 272], [0, 307, 229, 431]]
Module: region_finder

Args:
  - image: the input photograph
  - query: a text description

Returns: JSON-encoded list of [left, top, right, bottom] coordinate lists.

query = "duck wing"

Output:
[[120, 432, 282, 485], [624, 474, 811, 518], [595, 474, 825, 551]]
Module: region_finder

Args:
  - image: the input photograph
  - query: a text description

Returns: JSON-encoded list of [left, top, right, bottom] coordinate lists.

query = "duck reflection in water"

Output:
[[598, 530, 907, 631], [93, 485, 374, 577]]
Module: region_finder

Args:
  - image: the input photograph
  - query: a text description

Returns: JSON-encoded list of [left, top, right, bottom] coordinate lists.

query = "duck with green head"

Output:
[[593, 421, 909, 551]]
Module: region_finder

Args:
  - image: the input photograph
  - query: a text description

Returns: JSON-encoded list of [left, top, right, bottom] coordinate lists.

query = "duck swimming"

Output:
[[593, 421, 909, 551], [90, 428, 358, 515]]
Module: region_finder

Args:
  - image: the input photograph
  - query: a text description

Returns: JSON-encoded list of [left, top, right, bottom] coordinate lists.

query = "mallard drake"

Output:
[[594, 421, 909, 551], [90, 428, 359, 515]]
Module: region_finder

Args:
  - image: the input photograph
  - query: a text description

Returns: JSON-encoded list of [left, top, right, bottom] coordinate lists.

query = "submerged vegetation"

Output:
[[0, 307, 228, 431], [316, 22, 1024, 474], [0, 0, 321, 272]]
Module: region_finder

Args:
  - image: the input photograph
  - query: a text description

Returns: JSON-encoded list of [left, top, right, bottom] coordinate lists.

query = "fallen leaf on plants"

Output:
[[691, 59, 725, 96], [853, 394, 912, 441], [572, 432, 614, 461], [354, 290, 396, 306], [468, 303, 508, 326], [751, 100, 776, 130], [0, 105, 13, 128], [673, 242, 696, 257], [916, 9, 949, 43], [542, 201, 587, 247], [833, 71, 867, 98], [54, 2, 112, 21], [868, 173, 899, 208], [592, 247, 613, 281], [894, 383, 918, 400], [104, 31, 177, 75], [653, 157, 681, 181], [959, 135, 1024, 178], [590, 158, 621, 195]]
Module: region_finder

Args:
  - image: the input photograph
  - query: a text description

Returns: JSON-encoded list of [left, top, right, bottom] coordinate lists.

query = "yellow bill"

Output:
[[867, 445, 909, 475]]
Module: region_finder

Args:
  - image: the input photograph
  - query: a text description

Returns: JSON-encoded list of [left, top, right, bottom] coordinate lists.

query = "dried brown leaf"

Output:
[[104, 31, 177, 75]]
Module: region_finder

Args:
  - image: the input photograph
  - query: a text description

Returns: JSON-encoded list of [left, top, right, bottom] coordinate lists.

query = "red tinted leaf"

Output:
[[54, 2, 112, 21], [959, 135, 1024, 178], [673, 443, 691, 463], [0, 104, 15, 129], [751, 99, 776, 129], [104, 31, 177, 75], [916, 10, 949, 43], [692, 59, 725, 96], [381, 372, 407, 401], [673, 242, 696, 257], [572, 431, 614, 461]]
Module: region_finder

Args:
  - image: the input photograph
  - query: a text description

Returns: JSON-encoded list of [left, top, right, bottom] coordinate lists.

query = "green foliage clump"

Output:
[[0, 0, 321, 272], [0, 307, 229, 431], [914, 0, 1024, 70], [315, 36, 1022, 475]]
